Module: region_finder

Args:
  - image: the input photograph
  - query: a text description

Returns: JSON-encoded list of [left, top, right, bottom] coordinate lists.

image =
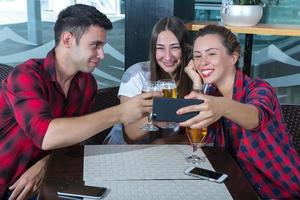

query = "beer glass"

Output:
[[185, 127, 207, 163], [157, 79, 178, 129], [158, 79, 177, 98], [185, 83, 210, 164], [140, 81, 160, 132]]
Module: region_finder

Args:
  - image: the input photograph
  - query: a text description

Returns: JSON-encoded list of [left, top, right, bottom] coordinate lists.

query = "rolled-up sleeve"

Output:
[[245, 80, 277, 130]]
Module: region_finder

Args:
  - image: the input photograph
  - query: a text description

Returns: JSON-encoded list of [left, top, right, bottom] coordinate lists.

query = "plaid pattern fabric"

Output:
[[209, 70, 300, 199], [0, 49, 97, 197]]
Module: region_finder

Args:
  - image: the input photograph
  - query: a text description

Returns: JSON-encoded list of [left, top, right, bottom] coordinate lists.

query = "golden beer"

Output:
[[186, 127, 207, 144], [162, 88, 178, 98]]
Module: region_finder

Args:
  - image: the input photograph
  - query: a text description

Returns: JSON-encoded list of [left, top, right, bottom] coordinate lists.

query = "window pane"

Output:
[[194, 1, 300, 104], [0, 0, 125, 89]]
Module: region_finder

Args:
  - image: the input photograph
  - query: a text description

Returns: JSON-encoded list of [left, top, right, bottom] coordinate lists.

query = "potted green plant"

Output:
[[221, 0, 265, 26]]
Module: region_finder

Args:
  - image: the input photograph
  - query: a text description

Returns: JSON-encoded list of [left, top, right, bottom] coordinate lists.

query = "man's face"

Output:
[[71, 26, 107, 73]]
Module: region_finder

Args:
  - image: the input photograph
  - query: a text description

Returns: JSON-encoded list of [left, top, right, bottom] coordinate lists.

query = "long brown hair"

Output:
[[149, 16, 193, 98]]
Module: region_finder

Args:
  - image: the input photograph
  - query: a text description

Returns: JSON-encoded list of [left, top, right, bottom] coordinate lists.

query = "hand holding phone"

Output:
[[152, 97, 203, 123], [57, 184, 107, 199], [184, 166, 228, 183]]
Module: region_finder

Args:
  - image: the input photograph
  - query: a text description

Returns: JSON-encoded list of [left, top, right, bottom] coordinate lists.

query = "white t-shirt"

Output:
[[107, 61, 179, 144], [118, 61, 150, 98], [107, 61, 150, 144]]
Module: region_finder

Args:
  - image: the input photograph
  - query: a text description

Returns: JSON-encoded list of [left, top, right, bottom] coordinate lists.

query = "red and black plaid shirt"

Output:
[[0, 49, 97, 197], [207, 70, 300, 199]]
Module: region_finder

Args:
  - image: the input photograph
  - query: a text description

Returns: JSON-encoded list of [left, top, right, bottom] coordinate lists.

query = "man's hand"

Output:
[[119, 91, 161, 125], [8, 155, 50, 200]]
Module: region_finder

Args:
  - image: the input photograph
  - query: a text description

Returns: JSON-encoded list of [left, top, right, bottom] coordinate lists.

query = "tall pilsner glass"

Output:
[[185, 83, 210, 164], [185, 127, 207, 163], [140, 81, 160, 132], [157, 79, 178, 129]]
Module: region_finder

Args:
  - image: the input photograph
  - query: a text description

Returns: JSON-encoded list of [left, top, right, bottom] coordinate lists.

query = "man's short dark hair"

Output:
[[54, 4, 113, 46]]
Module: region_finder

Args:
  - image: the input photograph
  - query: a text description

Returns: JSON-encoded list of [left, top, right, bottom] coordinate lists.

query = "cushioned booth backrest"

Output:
[[281, 104, 300, 154], [0, 63, 14, 88], [81, 86, 120, 145]]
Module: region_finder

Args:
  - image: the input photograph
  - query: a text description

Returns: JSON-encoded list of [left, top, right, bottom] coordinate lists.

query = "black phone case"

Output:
[[152, 97, 203, 123], [57, 184, 107, 199]]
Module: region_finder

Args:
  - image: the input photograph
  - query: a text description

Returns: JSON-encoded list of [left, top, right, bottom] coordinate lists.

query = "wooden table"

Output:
[[39, 145, 258, 200], [185, 21, 300, 76]]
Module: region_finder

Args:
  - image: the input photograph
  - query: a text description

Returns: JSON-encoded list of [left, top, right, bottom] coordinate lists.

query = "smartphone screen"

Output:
[[190, 167, 223, 179], [57, 184, 107, 199], [185, 167, 228, 183]]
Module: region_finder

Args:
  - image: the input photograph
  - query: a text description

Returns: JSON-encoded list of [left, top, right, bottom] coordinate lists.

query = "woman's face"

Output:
[[193, 34, 237, 86], [155, 30, 182, 76]]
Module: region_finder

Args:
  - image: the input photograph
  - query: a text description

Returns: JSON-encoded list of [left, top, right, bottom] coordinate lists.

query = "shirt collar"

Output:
[[44, 48, 58, 82], [232, 69, 245, 102], [43, 48, 86, 90]]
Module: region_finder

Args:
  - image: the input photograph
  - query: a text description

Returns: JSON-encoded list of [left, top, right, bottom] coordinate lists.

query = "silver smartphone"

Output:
[[184, 166, 228, 183], [57, 184, 107, 199]]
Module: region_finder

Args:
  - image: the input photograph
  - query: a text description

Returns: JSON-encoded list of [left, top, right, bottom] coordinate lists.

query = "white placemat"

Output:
[[83, 145, 233, 200]]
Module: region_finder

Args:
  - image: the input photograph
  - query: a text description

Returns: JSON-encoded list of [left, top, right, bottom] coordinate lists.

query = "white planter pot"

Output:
[[221, 5, 263, 27]]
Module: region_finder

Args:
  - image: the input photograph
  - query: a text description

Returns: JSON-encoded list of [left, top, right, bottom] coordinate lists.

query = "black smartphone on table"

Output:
[[57, 184, 107, 199], [152, 97, 203, 123]]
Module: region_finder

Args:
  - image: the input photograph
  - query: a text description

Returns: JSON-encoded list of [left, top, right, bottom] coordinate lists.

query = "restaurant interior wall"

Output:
[[125, 0, 195, 69], [0, 0, 299, 104], [0, 0, 125, 89]]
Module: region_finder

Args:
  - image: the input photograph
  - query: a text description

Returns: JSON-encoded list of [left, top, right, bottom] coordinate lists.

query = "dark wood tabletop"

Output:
[[39, 144, 258, 200]]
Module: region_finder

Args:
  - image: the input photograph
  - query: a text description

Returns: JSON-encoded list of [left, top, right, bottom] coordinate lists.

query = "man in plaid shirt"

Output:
[[0, 4, 156, 200], [181, 24, 300, 199]]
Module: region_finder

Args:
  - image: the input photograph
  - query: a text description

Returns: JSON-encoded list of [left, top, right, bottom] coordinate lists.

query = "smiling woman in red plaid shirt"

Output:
[[180, 24, 300, 199], [0, 4, 156, 200]]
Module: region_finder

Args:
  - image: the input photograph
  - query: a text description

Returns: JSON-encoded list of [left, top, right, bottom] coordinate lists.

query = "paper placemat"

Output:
[[84, 145, 211, 180], [83, 145, 233, 200]]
